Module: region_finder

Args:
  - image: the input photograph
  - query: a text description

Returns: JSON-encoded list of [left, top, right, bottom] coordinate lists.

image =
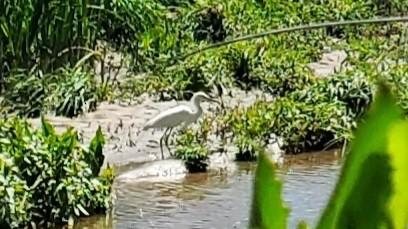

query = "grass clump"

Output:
[[0, 0, 171, 117], [0, 67, 99, 118]]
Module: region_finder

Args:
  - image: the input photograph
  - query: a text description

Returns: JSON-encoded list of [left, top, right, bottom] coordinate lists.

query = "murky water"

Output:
[[75, 150, 344, 229]]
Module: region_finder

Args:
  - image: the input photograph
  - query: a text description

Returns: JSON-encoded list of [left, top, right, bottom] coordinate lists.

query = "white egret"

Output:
[[143, 91, 219, 159]]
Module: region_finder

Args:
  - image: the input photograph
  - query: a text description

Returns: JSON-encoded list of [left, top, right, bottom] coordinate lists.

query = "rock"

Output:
[[116, 159, 187, 183], [308, 50, 348, 78], [209, 152, 238, 173]]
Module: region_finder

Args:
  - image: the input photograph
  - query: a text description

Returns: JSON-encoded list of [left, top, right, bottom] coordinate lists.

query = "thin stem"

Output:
[[169, 16, 408, 67]]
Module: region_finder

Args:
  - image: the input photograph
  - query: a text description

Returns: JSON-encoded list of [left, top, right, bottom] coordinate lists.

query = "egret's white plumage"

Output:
[[143, 91, 218, 159], [143, 105, 198, 129]]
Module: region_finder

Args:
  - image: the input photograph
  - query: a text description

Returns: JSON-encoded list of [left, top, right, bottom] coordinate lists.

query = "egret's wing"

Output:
[[143, 105, 193, 129]]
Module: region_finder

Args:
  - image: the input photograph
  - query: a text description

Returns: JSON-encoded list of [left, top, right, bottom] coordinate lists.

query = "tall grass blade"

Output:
[[248, 149, 289, 229]]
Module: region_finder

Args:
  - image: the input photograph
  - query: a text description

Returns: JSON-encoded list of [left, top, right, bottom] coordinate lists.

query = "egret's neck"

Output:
[[192, 97, 203, 116]]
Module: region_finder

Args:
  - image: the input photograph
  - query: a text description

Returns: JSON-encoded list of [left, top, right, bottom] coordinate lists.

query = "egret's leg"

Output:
[[164, 127, 174, 156], [160, 128, 170, 160], [159, 133, 165, 160]]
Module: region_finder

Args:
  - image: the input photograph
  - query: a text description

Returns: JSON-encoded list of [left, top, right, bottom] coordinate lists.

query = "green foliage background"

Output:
[[1, 0, 408, 226]]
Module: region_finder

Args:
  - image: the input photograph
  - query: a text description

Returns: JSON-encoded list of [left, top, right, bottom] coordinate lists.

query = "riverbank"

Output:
[[26, 50, 348, 173]]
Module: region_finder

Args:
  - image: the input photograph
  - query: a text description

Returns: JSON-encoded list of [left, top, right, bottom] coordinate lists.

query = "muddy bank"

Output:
[[27, 88, 273, 168], [26, 50, 347, 175]]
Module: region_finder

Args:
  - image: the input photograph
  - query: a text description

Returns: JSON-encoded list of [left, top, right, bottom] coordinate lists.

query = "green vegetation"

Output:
[[1, 67, 99, 118], [174, 117, 213, 173], [248, 82, 408, 228], [0, 117, 114, 228], [1, 0, 408, 225], [108, 0, 407, 165], [163, 8, 406, 168]]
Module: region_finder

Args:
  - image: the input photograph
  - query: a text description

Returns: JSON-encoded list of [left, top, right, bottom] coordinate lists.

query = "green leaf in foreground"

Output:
[[338, 153, 393, 228], [88, 126, 106, 176], [387, 121, 408, 228], [248, 149, 289, 229], [316, 82, 404, 228]]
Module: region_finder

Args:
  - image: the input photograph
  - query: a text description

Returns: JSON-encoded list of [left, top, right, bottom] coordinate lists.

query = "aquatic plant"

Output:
[[248, 81, 408, 228], [174, 116, 215, 173], [0, 117, 114, 228], [174, 127, 210, 173]]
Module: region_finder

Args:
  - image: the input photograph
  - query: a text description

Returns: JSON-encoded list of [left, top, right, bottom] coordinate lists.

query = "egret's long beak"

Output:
[[206, 97, 220, 104]]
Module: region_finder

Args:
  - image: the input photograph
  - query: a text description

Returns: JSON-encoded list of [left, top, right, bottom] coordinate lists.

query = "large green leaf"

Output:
[[387, 121, 408, 228], [316, 82, 404, 228], [337, 153, 393, 228], [248, 149, 289, 229]]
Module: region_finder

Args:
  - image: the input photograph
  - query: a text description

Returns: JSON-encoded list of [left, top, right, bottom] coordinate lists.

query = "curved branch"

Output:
[[167, 16, 408, 66]]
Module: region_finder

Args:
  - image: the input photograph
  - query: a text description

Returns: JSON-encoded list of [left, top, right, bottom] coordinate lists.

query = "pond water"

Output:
[[74, 150, 344, 229]]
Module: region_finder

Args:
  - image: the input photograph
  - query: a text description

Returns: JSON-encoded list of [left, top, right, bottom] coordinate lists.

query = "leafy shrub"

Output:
[[270, 98, 355, 153], [0, 68, 47, 118], [221, 0, 377, 37], [174, 117, 214, 172], [0, 155, 32, 228], [0, 117, 114, 228], [370, 0, 408, 16], [317, 73, 374, 118], [234, 134, 263, 161], [289, 71, 375, 118], [224, 43, 263, 91], [121, 47, 234, 101], [223, 67, 376, 157], [100, 0, 165, 50], [227, 93, 355, 156], [226, 60, 408, 156], [190, 5, 228, 43], [112, 0, 408, 104], [135, 62, 211, 101], [156, 0, 195, 8], [225, 59, 407, 157], [382, 63, 408, 113], [45, 67, 99, 118], [175, 128, 209, 173], [99, 0, 183, 72], [260, 64, 318, 97]]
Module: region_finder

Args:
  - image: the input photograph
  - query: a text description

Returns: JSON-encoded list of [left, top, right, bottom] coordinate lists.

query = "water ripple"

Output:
[[76, 150, 343, 229]]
